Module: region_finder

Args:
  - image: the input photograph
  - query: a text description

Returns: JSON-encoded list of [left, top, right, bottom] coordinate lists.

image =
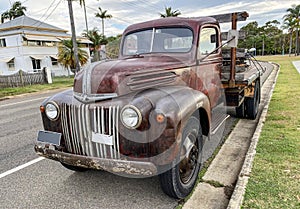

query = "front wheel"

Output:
[[159, 116, 203, 199]]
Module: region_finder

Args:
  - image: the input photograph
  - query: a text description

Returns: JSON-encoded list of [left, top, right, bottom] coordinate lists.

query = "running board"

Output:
[[211, 110, 230, 135]]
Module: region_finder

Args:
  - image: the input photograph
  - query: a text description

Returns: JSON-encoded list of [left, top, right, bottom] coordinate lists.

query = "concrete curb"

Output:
[[227, 63, 280, 209]]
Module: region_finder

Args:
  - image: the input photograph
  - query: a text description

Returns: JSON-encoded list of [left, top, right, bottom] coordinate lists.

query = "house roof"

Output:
[[0, 15, 91, 44], [0, 15, 67, 33]]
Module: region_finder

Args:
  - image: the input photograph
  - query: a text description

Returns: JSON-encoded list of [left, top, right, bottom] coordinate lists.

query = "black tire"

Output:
[[159, 116, 203, 199], [235, 101, 245, 118], [245, 80, 260, 119], [61, 162, 89, 172]]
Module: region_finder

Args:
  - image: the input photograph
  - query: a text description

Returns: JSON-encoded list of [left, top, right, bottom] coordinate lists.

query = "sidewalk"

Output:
[[183, 62, 279, 209]]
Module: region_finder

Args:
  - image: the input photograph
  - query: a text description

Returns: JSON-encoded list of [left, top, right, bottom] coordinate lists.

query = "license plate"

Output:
[[37, 130, 61, 146], [92, 132, 113, 145]]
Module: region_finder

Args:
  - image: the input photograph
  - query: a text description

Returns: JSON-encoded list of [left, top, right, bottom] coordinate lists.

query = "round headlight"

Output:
[[45, 102, 59, 121], [121, 105, 142, 129]]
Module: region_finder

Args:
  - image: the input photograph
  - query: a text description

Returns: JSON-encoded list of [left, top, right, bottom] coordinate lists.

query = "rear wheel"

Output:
[[159, 116, 203, 199], [245, 80, 260, 119], [61, 162, 89, 172], [235, 101, 245, 118]]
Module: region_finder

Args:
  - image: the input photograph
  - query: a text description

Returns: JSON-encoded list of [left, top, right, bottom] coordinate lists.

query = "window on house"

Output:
[[199, 27, 219, 56], [32, 58, 41, 70], [0, 39, 6, 47], [7, 58, 15, 70], [51, 57, 58, 66]]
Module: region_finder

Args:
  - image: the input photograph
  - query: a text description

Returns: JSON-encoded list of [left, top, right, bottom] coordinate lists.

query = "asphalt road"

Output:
[[0, 61, 273, 209]]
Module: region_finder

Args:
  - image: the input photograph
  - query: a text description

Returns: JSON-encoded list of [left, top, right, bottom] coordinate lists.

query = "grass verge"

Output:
[[0, 76, 74, 99], [242, 55, 300, 208]]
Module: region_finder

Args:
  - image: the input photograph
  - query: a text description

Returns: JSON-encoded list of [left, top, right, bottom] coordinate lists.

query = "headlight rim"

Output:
[[45, 101, 60, 121], [120, 105, 142, 129]]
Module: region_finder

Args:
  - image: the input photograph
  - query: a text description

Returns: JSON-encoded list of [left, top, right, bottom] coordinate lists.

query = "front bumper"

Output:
[[34, 145, 157, 176]]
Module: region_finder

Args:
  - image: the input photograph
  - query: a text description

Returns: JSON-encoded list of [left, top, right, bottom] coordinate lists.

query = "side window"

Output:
[[199, 27, 218, 56]]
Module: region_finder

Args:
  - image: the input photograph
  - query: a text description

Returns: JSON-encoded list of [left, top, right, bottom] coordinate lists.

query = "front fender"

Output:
[[122, 86, 211, 166]]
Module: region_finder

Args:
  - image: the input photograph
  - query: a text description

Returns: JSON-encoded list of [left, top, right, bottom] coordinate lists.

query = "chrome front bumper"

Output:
[[34, 145, 157, 176]]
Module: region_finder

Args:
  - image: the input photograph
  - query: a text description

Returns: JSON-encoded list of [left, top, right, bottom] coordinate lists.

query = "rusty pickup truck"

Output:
[[35, 11, 262, 199]]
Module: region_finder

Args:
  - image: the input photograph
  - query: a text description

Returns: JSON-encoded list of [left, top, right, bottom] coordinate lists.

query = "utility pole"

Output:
[[67, 0, 80, 73]]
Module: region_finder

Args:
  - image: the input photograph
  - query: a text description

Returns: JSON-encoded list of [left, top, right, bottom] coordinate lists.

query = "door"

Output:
[[195, 26, 222, 108]]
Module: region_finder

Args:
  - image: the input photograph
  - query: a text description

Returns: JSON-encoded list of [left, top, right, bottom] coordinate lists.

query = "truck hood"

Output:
[[74, 55, 190, 102]]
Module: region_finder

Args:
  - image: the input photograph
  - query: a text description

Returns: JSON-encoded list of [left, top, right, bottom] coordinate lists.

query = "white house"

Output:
[[0, 15, 91, 76]]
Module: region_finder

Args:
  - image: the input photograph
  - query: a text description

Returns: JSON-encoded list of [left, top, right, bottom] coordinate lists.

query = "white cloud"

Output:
[[2, 0, 295, 37]]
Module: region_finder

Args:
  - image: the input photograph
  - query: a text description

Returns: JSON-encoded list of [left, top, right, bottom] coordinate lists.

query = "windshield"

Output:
[[122, 27, 193, 56]]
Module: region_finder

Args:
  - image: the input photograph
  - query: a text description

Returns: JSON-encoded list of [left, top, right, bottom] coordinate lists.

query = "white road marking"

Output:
[[0, 157, 44, 179], [0, 97, 48, 108]]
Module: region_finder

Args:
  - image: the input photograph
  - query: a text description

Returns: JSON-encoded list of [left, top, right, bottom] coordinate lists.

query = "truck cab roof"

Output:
[[123, 16, 219, 35]]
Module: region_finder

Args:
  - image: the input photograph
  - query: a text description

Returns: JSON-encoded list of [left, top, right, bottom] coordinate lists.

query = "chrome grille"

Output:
[[61, 103, 120, 159]]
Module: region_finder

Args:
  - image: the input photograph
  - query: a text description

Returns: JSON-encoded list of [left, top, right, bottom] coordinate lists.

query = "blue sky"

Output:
[[0, 0, 298, 36]]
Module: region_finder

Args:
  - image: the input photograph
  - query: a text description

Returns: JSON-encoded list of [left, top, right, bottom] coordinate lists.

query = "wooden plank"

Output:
[[210, 11, 249, 23]]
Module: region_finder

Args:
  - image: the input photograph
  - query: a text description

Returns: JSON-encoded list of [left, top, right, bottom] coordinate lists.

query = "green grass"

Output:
[[242, 55, 300, 209], [0, 76, 74, 99]]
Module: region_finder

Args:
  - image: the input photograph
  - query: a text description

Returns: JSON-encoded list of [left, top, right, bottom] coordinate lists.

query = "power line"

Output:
[[138, 0, 162, 11], [31, 0, 58, 26], [119, 0, 158, 14], [35, 0, 62, 28], [21, 0, 31, 4]]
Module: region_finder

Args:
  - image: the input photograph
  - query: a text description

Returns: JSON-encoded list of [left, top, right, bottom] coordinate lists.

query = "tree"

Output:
[[79, 0, 89, 32], [283, 4, 300, 55], [282, 16, 296, 56], [1, 1, 26, 23], [82, 28, 107, 61], [1, 11, 10, 23], [67, 0, 80, 73], [95, 7, 112, 36], [160, 7, 181, 18], [57, 39, 89, 74], [239, 20, 283, 56]]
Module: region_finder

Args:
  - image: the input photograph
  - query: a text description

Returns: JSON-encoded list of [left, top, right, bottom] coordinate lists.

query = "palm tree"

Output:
[[160, 7, 181, 18], [1, 1, 26, 23], [82, 28, 107, 61], [79, 0, 88, 32], [10, 1, 27, 18], [57, 39, 89, 74], [282, 17, 296, 56], [1, 11, 10, 23], [95, 7, 112, 36], [283, 4, 300, 55]]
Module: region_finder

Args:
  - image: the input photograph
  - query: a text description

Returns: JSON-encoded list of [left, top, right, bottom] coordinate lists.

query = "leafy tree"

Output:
[[95, 7, 112, 36], [238, 21, 260, 50], [239, 20, 283, 55], [106, 35, 122, 59], [1, 1, 26, 23], [160, 7, 181, 18], [57, 39, 89, 74], [283, 4, 300, 55]]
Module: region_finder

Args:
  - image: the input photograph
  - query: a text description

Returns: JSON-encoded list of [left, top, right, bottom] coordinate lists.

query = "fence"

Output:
[[0, 70, 47, 88]]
